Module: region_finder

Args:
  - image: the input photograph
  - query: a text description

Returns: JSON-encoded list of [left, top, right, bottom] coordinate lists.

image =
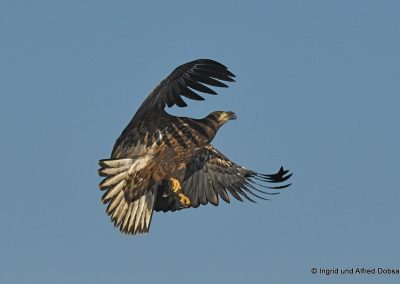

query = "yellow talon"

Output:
[[179, 193, 191, 207], [169, 178, 189, 206], [169, 178, 181, 193]]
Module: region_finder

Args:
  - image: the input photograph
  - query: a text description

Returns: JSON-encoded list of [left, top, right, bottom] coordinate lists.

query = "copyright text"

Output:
[[311, 267, 399, 276]]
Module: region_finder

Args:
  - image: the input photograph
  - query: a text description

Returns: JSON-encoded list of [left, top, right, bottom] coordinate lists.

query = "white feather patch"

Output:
[[121, 203, 133, 232], [116, 201, 129, 227], [99, 158, 133, 168], [99, 156, 157, 235], [98, 164, 130, 176], [102, 180, 125, 202], [107, 190, 124, 214], [127, 202, 139, 233], [99, 171, 126, 188], [134, 196, 146, 233]]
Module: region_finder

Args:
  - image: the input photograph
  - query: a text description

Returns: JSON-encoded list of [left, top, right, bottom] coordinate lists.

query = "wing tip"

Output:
[[159, 59, 236, 109]]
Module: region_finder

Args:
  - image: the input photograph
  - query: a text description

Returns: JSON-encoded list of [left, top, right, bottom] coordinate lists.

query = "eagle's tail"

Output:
[[98, 158, 156, 235]]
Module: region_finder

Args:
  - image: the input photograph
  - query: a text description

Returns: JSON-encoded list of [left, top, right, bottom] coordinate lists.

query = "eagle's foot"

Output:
[[169, 178, 181, 193], [178, 193, 191, 207], [168, 178, 190, 207]]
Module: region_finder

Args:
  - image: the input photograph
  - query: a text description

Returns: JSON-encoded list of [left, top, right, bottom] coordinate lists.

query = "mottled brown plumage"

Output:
[[98, 59, 292, 235]]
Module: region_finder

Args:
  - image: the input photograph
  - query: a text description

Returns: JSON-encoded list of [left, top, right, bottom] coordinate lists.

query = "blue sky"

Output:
[[1, 1, 399, 283]]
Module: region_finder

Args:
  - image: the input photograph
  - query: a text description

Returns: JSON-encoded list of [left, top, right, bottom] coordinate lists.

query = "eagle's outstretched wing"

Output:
[[112, 59, 235, 157], [135, 59, 235, 117], [154, 145, 292, 212]]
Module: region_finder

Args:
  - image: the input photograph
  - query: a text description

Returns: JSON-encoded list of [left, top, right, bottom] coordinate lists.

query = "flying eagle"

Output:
[[98, 59, 292, 235]]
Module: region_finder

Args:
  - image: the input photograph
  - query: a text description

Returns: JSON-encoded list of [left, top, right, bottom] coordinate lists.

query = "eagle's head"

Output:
[[211, 111, 237, 124]]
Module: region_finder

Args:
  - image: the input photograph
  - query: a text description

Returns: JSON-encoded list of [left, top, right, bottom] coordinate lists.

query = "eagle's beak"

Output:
[[226, 111, 237, 120]]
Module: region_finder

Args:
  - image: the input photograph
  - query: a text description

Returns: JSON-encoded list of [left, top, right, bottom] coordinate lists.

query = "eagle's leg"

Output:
[[169, 178, 191, 207]]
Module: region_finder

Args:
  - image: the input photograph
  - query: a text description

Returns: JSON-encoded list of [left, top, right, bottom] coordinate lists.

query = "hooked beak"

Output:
[[226, 111, 237, 120]]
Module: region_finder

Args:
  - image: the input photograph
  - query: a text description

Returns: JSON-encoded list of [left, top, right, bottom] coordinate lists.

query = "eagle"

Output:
[[98, 59, 292, 235]]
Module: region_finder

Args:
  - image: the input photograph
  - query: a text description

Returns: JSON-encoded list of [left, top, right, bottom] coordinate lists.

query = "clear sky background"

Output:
[[1, 1, 399, 284]]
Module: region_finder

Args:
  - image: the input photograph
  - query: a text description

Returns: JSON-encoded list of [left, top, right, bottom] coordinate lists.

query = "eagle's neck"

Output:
[[194, 113, 224, 144]]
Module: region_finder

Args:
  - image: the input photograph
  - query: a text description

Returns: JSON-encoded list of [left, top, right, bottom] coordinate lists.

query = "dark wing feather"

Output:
[[111, 59, 235, 157], [136, 59, 235, 114], [111, 59, 234, 157], [153, 145, 292, 212]]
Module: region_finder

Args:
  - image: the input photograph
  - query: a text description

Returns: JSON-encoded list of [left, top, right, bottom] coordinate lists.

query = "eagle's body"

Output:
[[98, 59, 292, 235]]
